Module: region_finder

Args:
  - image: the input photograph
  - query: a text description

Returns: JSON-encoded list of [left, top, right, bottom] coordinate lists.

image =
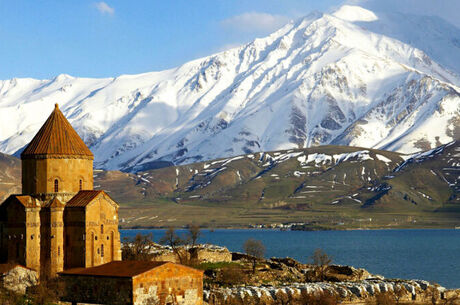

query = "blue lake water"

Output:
[[120, 229, 460, 288]]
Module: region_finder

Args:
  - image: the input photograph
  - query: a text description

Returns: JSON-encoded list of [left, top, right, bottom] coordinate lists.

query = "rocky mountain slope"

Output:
[[0, 152, 20, 201], [0, 5, 459, 172], [100, 141, 459, 212], [1, 142, 458, 227]]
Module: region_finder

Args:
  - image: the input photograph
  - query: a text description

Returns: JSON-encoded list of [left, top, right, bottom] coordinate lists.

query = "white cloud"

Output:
[[221, 12, 291, 33], [94, 2, 115, 16], [347, 0, 460, 28]]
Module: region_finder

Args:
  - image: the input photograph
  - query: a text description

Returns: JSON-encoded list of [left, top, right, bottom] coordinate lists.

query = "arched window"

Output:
[[101, 224, 104, 234], [54, 179, 59, 192], [101, 244, 104, 257], [79, 179, 82, 191]]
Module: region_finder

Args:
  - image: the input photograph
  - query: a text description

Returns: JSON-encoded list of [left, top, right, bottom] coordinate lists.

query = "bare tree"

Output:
[[160, 227, 187, 264], [187, 224, 201, 248], [310, 248, 332, 281], [243, 238, 265, 274], [122, 233, 156, 261]]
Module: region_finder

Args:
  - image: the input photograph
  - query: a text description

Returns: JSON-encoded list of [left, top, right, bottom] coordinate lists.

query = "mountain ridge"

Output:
[[0, 5, 459, 172], [1, 141, 458, 228]]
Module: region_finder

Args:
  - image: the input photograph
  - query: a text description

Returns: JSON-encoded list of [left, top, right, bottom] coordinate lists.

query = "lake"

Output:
[[120, 229, 460, 288]]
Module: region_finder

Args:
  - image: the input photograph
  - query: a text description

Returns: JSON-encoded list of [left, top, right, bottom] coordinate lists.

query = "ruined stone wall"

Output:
[[22, 157, 93, 195], [133, 266, 203, 305], [150, 245, 232, 264], [192, 247, 232, 263]]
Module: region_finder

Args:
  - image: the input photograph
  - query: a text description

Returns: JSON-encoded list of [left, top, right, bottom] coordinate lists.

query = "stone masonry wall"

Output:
[[132, 265, 203, 305], [60, 275, 132, 305]]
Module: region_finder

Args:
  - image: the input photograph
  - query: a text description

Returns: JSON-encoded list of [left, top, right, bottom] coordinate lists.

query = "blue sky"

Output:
[[0, 0, 458, 80]]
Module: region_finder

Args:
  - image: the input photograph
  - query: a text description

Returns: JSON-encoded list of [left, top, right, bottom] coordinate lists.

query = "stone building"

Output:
[[0, 104, 121, 279], [59, 260, 204, 305]]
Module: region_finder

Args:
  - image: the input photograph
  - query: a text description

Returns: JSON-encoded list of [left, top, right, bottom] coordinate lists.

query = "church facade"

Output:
[[0, 104, 121, 279]]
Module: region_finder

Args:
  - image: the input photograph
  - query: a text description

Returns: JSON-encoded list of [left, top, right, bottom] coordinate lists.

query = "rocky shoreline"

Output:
[[138, 243, 459, 304], [204, 279, 442, 304]]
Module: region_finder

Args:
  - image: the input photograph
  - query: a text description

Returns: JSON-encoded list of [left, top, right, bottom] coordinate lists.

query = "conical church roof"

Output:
[[21, 104, 93, 159]]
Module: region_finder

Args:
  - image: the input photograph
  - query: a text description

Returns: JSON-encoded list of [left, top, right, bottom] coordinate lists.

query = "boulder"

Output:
[[0, 264, 38, 294]]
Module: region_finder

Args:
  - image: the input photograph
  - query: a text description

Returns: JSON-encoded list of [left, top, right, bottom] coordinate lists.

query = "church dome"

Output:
[[21, 104, 93, 159]]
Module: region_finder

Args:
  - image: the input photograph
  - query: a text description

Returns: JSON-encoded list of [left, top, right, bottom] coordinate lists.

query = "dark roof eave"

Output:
[[58, 273, 133, 279], [21, 153, 94, 160]]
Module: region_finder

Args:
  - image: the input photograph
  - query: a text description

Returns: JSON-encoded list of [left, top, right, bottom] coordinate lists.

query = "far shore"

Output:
[[120, 226, 460, 231]]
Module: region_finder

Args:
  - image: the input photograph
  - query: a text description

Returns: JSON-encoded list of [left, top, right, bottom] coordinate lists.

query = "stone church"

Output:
[[0, 104, 121, 279]]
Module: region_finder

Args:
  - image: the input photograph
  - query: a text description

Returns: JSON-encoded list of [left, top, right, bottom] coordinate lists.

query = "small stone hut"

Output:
[[59, 260, 203, 305]]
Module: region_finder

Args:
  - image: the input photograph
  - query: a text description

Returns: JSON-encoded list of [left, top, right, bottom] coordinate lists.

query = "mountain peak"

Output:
[[332, 5, 378, 22], [1, 7, 459, 171]]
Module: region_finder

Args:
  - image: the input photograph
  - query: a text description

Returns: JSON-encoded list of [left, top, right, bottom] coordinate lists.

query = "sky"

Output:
[[0, 0, 458, 80]]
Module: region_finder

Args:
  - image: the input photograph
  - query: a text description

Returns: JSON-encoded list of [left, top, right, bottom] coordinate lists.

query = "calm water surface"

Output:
[[121, 229, 460, 288]]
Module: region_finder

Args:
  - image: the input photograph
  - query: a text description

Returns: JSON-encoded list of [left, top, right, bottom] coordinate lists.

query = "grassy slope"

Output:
[[98, 143, 459, 228], [1, 143, 458, 228]]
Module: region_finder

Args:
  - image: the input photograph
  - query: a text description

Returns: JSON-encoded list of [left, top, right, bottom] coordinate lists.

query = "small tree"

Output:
[[243, 238, 265, 274], [217, 264, 248, 286], [160, 227, 187, 264], [310, 248, 332, 281], [187, 224, 201, 248], [122, 233, 156, 261]]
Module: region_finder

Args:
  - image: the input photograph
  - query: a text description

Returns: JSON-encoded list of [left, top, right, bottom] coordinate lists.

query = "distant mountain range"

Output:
[[1, 142, 458, 227], [1, 5, 459, 172]]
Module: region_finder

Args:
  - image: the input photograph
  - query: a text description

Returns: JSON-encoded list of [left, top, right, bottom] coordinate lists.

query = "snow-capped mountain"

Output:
[[0, 5, 459, 171]]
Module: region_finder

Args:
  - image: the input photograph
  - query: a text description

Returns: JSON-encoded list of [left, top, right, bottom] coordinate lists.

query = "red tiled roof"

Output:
[[21, 104, 93, 159], [59, 261, 168, 278], [65, 190, 103, 207]]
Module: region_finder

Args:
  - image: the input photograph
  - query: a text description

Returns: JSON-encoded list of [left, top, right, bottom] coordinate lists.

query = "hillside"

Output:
[[1, 143, 458, 228], [0, 152, 20, 201], [0, 5, 459, 173]]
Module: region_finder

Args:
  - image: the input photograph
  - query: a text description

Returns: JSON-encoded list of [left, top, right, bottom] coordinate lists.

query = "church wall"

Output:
[[84, 196, 121, 268], [64, 208, 86, 269], [25, 207, 41, 274], [5, 203, 26, 266], [22, 158, 93, 195], [39, 208, 51, 278], [49, 207, 64, 278]]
